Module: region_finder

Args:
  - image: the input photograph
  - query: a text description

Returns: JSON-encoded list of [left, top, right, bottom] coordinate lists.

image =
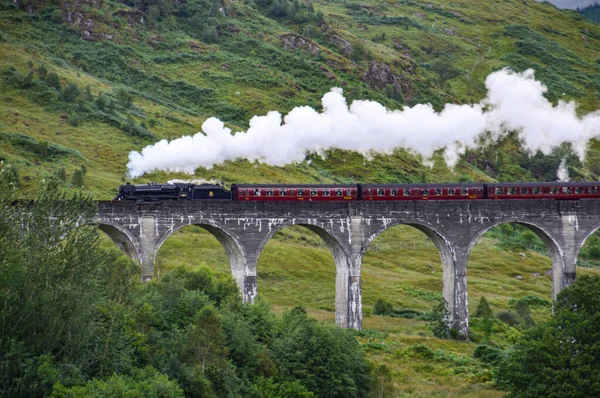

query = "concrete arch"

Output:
[[360, 220, 461, 332], [254, 221, 358, 329], [95, 222, 140, 263], [154, 222, 248, 296], [468, 219, 565, 300]]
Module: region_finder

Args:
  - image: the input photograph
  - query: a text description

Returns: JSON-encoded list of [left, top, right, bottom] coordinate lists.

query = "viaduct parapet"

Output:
[[95, 199, 600, 336]]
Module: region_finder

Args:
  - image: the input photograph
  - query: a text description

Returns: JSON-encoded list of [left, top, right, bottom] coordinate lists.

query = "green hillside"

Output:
[[3, 0, 600, 395], [1, 0, 600, 196]]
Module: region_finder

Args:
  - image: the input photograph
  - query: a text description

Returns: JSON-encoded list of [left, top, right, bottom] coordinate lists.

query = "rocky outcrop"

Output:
[[327, 33, 352, 55], [280, 34, 319, 55], [363, 61, 404, 88], [114, 9, 145, 27], [61, 0, 115, 41]]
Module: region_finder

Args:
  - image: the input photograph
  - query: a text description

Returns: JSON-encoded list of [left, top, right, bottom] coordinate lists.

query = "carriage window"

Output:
[[323, 190, 330, 196], [576, 187, 584, 194], [520, 188, 528, 194], [421, 188, 429, 195], [495, 187, 503, 194], [290, 190, 295, 195], [240, 190, 247, 196], [335, 189, 343, 196], [507, 188, 516, 194], [279, 189, 287, 196], [461, 188, 468, 195], [551, 187, 558, 194], [377, 189, 385, 196], [298, 190, 305, 196], [266, 189, 274, 196], [448, 188, 455, 195], [346, 189, 352, 196], [435, 189, 442, 195], [310, 190, 317, 196], [254, 189, 261, 196], [562, 187, 572, 194], [391, 189, 398, 196], [532, 187, 541, 194], [403, 189, 410, 196], [590, 187, 598, 193]]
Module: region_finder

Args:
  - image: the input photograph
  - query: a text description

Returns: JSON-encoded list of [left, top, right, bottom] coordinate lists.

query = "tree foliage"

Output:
[[496, 276, 600, 397], [0, 168, 373, 396]]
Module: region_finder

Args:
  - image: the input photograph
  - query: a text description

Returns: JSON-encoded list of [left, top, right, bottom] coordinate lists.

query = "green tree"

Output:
[[496, 276, 600, 397], [71, 169, 84, 187], [429, 299, 451, 338], [271, 306, 372, 398], [514, 299, 535, 328], [182, 305, 228, 374], [0, 175, 120, 396], [474, 296, 493, 318], [50, 366, 184, 397]]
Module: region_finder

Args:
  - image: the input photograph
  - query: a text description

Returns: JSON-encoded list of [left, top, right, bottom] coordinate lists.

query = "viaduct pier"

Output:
[[95, 199, 600, 336]]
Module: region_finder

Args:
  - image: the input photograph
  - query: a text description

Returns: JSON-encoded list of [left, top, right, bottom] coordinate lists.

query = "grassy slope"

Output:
[[5, 0, 600, 395], [0, 0, 599, 197]]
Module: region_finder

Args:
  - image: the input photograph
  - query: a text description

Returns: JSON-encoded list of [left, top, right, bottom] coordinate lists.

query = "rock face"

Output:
[[62, 0, 115, 41], [280, 34, 319, 55], [114, 9, 145, 27], [328, 33, 352, 55], [362, 61, 411, 96]]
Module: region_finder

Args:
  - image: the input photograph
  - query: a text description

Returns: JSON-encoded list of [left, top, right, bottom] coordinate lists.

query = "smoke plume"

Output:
[[556, 158, 570, 182], [127, 69, 600, 178]]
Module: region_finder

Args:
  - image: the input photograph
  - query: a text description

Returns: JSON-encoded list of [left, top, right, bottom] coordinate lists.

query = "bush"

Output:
[[373, 298, 394, 316], [429, 299, 451, 338], [71, 169, 84, 187], [474, 297, 494, 318], [45, 71, 61, 91], [202, 26, 218, 43], [473, 345, 505, 365], [496, 311, 519, 327]]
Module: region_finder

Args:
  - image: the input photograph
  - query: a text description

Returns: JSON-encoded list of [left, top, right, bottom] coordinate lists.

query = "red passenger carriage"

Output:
[[360, 183, 484, 200], [231, 184, 358, 201], [486, 182, 600, 200]]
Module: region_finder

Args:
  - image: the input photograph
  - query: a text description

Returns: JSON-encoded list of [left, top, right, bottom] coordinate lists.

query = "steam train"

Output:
[[115, 181, 600, 202]]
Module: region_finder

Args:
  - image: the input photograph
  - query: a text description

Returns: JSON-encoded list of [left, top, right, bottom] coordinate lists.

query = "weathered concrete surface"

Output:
[[95, 199, 600, 336]]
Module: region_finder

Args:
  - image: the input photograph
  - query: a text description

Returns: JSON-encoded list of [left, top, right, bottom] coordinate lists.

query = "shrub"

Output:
[[71, 169, 84, 187], [202, 26, 218, 43], [373, 298, 394, 316], [60, 82, 80, 102], [496, 311, 519, 327], [429, 299, 451, 338], [45, 71, 61, 91], [474, 296, 494, 318], [473, 345, 505, 365]]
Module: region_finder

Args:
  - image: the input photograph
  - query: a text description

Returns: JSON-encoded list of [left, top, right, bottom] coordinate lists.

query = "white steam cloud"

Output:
[[557, 158, 570, 182], [127, 69, 600, 178]]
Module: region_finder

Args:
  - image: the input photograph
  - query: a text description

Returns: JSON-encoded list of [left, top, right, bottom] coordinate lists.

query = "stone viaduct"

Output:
[[95, 199, 600, 336]]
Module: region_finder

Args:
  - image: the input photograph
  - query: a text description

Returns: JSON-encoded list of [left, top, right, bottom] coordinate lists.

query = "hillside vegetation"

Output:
[[3, 0, 600, 395], [1, 0, 600, 196]]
